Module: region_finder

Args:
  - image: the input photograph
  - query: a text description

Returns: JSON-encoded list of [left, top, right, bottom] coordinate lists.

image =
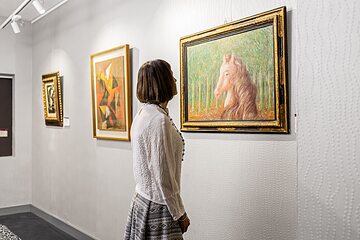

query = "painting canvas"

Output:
[[90, 45, 132, 141], [42, 72, 63, 126], [180, 7, 288, 133]]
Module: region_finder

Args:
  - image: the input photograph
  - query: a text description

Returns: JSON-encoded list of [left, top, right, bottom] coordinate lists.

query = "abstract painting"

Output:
[[42, 72, 63, 126], [90, 45, 131, 140], [180, 7, 289, 133]]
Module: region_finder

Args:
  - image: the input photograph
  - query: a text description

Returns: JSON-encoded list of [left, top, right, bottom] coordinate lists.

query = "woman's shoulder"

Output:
[[134, 104, 169, 131]]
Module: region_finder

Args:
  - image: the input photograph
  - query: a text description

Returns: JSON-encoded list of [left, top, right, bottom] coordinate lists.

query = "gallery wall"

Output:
[[0, 0, 357, 239], [31, 0, 297, 239], [297, 1, 360, 239], [0, 17, 32, 207]]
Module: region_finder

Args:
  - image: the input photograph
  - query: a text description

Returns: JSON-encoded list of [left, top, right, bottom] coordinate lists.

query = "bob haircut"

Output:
[[137, 59, 176, 104]]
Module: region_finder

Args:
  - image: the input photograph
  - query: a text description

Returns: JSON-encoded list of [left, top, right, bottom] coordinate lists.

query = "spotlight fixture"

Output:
[[32, 0, 45, 14], [0, 0, 69, 32], [10, 15, 21, 34]]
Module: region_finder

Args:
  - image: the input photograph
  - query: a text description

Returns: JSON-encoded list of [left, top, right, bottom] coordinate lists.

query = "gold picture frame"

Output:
[[180, 7, 288, 133], [42, 72, 63, 127], [90, 44, 132, 141]]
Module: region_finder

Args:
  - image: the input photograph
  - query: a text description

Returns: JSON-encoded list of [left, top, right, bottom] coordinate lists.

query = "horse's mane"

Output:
[[221, 56, 258, 120]]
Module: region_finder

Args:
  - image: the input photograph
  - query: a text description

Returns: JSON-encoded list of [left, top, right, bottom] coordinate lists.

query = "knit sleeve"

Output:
[[150, 116, 185, 220]]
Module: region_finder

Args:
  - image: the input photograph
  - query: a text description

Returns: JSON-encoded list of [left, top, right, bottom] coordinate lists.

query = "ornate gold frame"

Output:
[[180, 7, 288, 133], [90, 44, 132, 141], [42, 72, 63, 127]]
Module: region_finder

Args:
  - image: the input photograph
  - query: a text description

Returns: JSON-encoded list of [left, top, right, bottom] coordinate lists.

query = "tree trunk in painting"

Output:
[[258, 72, 264, 111], [267, 72, 272, 110], [210, 77, 214, 106], [206, 78, 210, 111], [191, 81, 195, 112], [253, 72, 258, 103], [198, 81, 202, 113]]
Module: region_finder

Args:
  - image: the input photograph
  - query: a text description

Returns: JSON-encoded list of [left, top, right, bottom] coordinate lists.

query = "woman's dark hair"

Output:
[[137, 59, 176, 104]]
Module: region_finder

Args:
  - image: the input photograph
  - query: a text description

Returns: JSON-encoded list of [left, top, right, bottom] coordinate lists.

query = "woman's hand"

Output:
[[178, 213, 190, 233]]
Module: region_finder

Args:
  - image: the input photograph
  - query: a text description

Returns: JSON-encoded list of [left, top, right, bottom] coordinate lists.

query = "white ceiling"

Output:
[[0, 0, 63, 21]]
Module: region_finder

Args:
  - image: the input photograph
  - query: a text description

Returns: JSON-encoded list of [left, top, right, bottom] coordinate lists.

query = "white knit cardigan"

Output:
[[131, 104, 185, 220]]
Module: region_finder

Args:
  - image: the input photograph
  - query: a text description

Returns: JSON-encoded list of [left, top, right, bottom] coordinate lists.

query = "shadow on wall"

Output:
[[130, 47, 140, 117]]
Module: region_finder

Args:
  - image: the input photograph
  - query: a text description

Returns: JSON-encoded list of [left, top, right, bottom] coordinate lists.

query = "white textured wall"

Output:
[[0, 17, 32, 207], [31, 0, 297, 239], [297, 1, 360, 240]]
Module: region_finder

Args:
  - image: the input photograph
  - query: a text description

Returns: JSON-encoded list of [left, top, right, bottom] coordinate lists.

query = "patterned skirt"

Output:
[[124, 193, 183, 240]]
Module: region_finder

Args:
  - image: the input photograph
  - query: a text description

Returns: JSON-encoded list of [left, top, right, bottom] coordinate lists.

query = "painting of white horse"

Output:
[[185, 24, 275, 122], [214, 54, 258, 120], [180, 7, 288, 133]]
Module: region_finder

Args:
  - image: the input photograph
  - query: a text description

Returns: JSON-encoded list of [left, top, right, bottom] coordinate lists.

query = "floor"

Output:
[[0, 212, 76, 240]]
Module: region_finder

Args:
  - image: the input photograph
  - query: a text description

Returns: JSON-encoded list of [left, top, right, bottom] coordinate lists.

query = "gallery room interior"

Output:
[[0, 0, 359, 239]]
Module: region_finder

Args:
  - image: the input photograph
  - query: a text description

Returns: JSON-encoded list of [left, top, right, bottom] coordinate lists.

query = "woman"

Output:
[[124, 59, 190, 240]]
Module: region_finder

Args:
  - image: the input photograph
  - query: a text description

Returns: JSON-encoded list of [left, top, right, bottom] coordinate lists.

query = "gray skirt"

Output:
[[124, 193, 183, 240]]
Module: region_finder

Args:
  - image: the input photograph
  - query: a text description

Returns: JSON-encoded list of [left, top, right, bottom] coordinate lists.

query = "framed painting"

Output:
[[90, 44, 132, 141], [42, 72, 63, 127], [180, 7, 289, 133]]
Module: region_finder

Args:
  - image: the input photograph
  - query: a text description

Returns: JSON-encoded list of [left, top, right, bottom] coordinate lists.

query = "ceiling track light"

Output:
[[0, 0, 69, 33], [32, 0, 46, 14], [0, 0, 31, 30], [11, 15, 22, 34], [31, 0, 68, 24]]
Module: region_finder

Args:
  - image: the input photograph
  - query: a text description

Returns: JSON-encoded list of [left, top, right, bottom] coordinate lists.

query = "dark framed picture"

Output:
[[42, 72, 63, 127], [90, 44, 132, 141], [180, 7, 288, 133]]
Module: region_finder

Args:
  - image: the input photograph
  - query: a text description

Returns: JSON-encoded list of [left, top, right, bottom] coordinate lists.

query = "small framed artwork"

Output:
[[180, 7, 289, 133], [42, 72, 63, 127], [90, 44, 132, 141]]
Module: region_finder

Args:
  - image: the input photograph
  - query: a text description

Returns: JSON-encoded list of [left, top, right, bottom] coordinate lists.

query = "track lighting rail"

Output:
[[0, 0, 69, 33], [0, 0, 32, 30]]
